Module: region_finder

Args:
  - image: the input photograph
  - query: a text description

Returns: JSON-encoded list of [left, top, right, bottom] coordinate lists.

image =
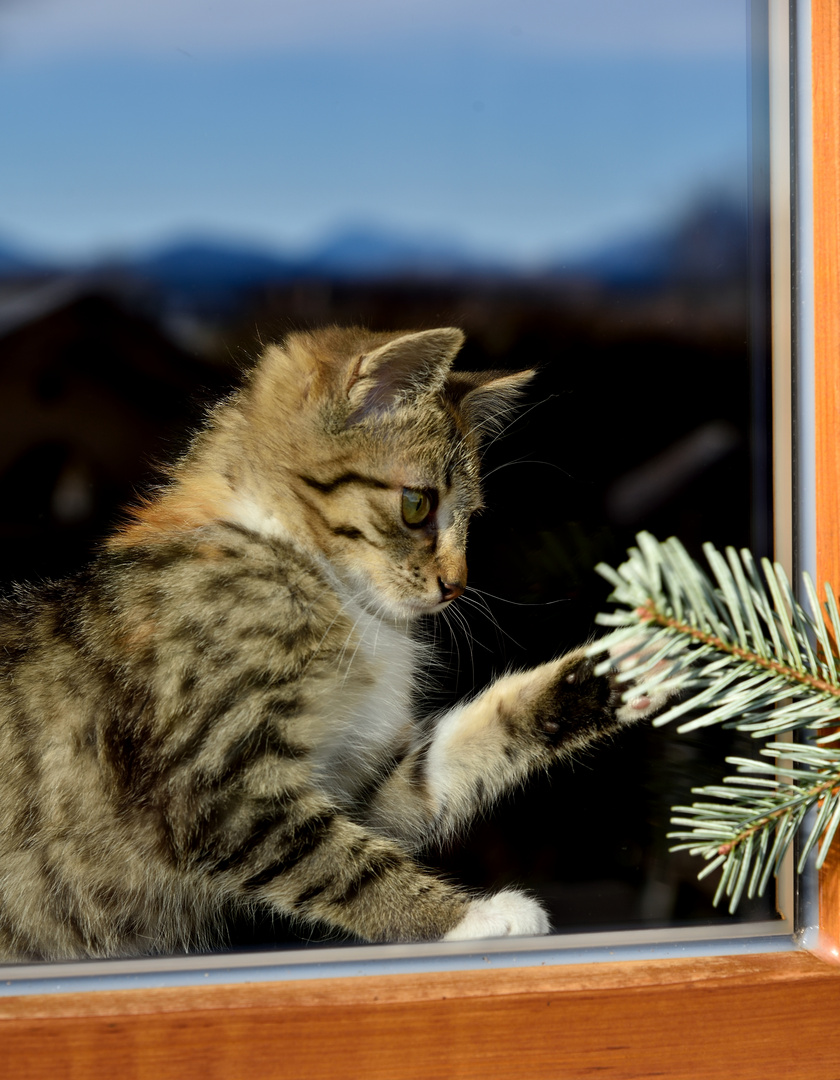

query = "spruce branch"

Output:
[[590, 532, 840, 912]]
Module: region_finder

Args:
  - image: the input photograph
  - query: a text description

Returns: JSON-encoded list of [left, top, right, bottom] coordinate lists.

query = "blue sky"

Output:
[[0, 0, 750, 265]]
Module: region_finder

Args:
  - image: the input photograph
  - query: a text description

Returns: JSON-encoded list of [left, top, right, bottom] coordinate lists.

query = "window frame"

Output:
[[3, 1, 840, 1073]]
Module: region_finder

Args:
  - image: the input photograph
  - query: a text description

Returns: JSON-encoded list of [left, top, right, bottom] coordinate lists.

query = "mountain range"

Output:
[[0, 195, 749, 307]]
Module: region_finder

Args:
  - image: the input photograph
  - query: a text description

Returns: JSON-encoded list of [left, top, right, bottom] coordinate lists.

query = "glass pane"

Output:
[[0, 0, 777, 963]]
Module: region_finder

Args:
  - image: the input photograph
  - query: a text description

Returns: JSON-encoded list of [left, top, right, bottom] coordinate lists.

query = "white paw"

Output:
[[609, 634, 672, 722], [442, 890, 550, 941]]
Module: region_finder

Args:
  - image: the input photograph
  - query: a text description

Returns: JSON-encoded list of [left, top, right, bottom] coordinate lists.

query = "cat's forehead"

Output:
[[365, 405, 478, 484]]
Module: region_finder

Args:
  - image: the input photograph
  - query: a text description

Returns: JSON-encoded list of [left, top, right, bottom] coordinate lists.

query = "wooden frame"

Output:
[[3, 2, 840, 1075], [814, 0, 840, 962]]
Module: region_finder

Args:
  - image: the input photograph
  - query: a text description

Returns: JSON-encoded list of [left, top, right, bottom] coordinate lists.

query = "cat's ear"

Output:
[[346, 327, 464, 422], [446, 369, 535, 442]]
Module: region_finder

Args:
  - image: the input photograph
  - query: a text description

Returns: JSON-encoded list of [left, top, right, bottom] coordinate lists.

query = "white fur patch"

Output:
[[226, 494, 298, 543], [423, 703, 468, 811], [311, 592, 418, 803], [442, 889, 550, 941]]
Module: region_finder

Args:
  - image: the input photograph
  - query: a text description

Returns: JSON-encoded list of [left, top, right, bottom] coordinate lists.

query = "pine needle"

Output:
[[590, 532, 840, 911]]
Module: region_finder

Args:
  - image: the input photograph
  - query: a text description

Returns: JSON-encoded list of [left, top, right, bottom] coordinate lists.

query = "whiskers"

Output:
[[430, 583, 531, 690], [467, 584, 569, 610], [477, 392, 557, 456], [457, 587, 522, 652], [420, 579, 571, 696], [481, 456, 573, 483], [436, 593, 481, 689]]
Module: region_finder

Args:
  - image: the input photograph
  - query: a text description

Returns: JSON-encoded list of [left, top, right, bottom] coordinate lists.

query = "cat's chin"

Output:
[[405, 594, 460, 618], [376, 596, 453, 622], [390, 599, 445, 621], [347, 589, 434, 623], [348, 579, 451, 621]]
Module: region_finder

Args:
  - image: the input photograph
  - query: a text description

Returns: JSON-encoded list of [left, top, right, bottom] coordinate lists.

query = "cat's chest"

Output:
[[311, 604, 418, 801]]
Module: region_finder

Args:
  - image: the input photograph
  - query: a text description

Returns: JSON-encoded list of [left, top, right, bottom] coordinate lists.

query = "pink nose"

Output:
[[439, 578, 465, 603]]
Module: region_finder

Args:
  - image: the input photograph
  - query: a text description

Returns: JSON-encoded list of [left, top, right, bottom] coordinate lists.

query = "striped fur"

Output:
[[0, 326, 656, 959]]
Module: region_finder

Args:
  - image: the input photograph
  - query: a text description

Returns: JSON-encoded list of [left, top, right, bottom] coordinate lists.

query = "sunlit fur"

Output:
[[0, 326, 655, 960]]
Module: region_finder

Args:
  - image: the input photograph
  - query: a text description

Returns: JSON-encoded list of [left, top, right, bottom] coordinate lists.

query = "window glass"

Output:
[[0, 0, 777, 959]]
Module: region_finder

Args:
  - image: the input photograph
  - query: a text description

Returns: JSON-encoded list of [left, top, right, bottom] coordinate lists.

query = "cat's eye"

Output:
[[401, 488, 434, 527]]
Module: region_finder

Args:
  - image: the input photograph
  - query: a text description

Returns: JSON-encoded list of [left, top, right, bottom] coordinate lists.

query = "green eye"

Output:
[[401, 488, 433, 527]]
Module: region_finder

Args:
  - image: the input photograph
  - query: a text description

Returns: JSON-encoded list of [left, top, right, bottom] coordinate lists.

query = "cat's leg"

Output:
[[360, 644, 666, 941], [364, 644, 664, 851], [184, 784, 547, 942]]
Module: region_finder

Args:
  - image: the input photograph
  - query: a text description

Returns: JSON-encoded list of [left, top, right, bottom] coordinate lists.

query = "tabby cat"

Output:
[[0, 326, 657, 961]]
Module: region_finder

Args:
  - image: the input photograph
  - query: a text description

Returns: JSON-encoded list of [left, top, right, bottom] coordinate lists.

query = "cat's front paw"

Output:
[[532, 642, 671, 747], [442, 890, 550, 941], [531, 650, 620, 744]]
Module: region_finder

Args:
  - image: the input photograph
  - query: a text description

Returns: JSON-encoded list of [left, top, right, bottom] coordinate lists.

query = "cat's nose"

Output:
[[438, 578, 465, 603]]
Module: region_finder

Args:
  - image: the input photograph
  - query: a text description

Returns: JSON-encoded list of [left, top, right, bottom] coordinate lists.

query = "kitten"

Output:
[[0, 326, 657, 960]]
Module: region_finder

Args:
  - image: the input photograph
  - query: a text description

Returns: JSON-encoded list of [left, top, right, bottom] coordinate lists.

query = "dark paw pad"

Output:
[[535, 655, 614, 744]]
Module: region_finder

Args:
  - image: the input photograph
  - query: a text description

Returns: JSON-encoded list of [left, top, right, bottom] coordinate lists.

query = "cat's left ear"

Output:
[[446, 369, 535, 442], [346, 327, 464, 422]]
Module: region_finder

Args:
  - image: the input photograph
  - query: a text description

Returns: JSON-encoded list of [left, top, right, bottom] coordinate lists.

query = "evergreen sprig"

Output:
[[590, 532, 840, 912]]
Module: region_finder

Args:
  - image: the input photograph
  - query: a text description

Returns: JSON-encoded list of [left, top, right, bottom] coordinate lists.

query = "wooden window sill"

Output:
[[2, 949, 838, 1078]]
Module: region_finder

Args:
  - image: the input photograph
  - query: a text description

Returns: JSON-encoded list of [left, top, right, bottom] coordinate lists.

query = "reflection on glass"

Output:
[[0, 0, 775, 959]]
